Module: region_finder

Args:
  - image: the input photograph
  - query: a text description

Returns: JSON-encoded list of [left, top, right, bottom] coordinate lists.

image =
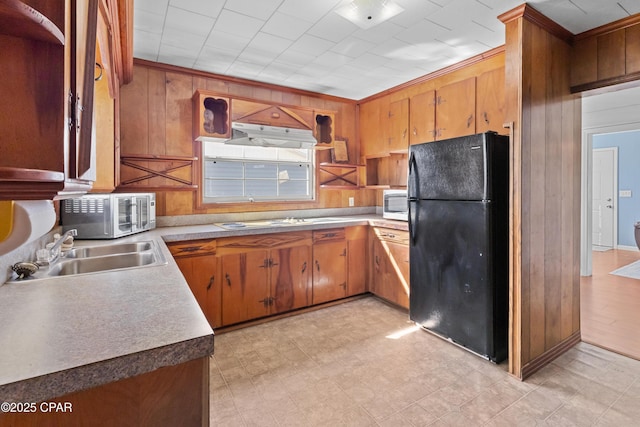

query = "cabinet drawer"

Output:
[[374, 228, 409, 245], [167, 239, 217, 257], [217, 231, 312, 254], [313, 228, 346, 243]]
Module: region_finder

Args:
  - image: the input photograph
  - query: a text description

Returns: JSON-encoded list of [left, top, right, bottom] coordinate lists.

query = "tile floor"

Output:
[[210, 297, 640, 426]]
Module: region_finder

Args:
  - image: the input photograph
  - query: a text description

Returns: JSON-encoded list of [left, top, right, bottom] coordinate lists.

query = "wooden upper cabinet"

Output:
[[313, 110, 335, 148], [626, 25, 640, 75], [387, 98, 409, 153], [435, 77, 476, 140], [192, 90, 230, 141], [476, 68, 506, 135], [0, 0, 99, 200], [359, 101, 384, 156], [232, 99, 314, 130], [597, 29, 626, 81], [409, 91, 436, 145]]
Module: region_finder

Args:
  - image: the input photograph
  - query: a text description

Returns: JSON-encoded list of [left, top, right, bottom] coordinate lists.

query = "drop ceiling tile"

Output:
[[158, 44, 198, 67], [133, 31, 162, 61], [308, 11, 358, 43], [288, 34, 335, 56], [204, 30, 251, 51], [274, 51, 317, 68], [169, 0, 224, 18], [246, 32, 293, 55], [312, 50, 353, 68], [161, 28, 206, 53], [370, 38, 417, 60], [278, 0, 344, 22], [134, 9, 165, 35], [226, 60, 265, 78], [262, 12, 314, 40], [259, 63, 298, 81], [618, 0, 640, 14], [395, 19, 451, 44], [348, 52, 391, 70], [390, 0, 442, 28], [213, 9, 265, 38], [223, 0, 283, 20], [351, 20, 406, 44], [330, 37, 377, 58], [136, 0, 169, 14], [164, 6, 215, 36]]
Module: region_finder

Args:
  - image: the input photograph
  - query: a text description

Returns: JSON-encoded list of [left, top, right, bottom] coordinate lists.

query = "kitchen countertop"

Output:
[[0, 214, 407, 402]]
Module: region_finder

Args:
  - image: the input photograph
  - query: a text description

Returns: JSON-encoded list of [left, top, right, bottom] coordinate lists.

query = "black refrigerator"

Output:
[[408, 132, 509, 363]]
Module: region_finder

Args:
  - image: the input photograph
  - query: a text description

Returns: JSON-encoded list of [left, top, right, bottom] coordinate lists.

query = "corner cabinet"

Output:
[[0, 0, 99, 200], [369, 226, 410, 309]]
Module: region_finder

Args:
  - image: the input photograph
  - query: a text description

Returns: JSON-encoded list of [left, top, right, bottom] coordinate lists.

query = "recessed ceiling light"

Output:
[[335, 0, 405, 30]]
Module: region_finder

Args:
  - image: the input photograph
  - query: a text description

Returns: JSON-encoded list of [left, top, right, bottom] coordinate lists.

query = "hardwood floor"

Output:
[[581, 248, 640, 360]]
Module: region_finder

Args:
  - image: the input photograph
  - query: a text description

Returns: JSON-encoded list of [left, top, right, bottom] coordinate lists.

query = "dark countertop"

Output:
[[0, 214, 407, 402]]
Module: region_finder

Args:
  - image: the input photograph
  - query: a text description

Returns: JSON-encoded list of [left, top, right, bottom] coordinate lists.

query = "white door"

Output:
[[592, 148, 616, 247]]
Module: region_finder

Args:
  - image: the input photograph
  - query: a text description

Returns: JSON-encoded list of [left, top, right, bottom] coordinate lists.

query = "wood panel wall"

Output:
[[501, 5, 582, 380], [119, 60, 374, 216]]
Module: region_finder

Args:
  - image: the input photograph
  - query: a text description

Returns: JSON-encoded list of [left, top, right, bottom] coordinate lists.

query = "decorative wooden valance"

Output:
[[118, 154, 198, 191]]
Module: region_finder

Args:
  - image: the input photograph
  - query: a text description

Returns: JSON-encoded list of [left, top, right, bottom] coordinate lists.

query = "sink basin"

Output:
[[63, 241, 154, 258], [48, 252, 157, 276], [8, 240, 166, 282]]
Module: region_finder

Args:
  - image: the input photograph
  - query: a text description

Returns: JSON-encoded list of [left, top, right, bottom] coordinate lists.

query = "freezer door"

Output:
[[409, 132, 507, 201], [409, 199, 506, 361]]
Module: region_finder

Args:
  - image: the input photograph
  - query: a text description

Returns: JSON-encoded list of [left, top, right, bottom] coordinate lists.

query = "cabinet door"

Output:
[[347, 226, 367, 296], [387, 242, 410, 309], [388, 98, 409, 153], [312, 241, 347, 304], [360, 101, 384, 156], [435, 78, 476, 140], [476, 68, 505, 134], [409, 91, 436, 145], [174, 255, 222, 328], [221, 250, 270, 325], [270, 245, 311, 313]]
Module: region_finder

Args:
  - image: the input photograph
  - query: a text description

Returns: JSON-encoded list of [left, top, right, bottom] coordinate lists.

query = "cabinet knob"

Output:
[[315, 260, 320, 272], [301, 261, 307, 273], [467, 115, 473, 128], [207, 275, 215, 290], [225, 273, 231, 287]]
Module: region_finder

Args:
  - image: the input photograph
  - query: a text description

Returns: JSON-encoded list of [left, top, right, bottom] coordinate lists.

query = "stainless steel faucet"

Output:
[[48, 229, 77, 263]]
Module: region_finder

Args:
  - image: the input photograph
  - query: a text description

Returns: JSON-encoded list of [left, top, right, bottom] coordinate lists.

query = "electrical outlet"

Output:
[[620, 190, 632, 198], [348, 197, 355, 207]]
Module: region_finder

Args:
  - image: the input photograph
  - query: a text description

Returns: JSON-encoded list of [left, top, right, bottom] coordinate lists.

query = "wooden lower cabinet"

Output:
[[0, 357, 209, 427], [218, 232, 312, 326], [369, 227, 410, 309], [170, 227, 371, 328], [312, 228, 347, 304], [168, 240, 222, 329]]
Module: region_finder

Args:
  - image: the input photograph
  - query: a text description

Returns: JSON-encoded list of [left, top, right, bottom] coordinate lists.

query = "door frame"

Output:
[[591, 147, 618, 249], [581, 124, 638, 276]]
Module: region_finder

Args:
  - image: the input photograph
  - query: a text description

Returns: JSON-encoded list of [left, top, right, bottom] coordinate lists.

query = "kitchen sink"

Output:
[[8, 240, 166, 282], [48, 252, 158, 276], [62, 241, 154, 259]]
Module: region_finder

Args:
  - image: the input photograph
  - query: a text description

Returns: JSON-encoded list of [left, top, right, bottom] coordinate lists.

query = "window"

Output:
[[202, 142, 315, 203]]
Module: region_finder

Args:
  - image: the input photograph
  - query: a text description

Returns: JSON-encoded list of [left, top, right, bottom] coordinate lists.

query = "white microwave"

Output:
[[383, 190, 408, 221]]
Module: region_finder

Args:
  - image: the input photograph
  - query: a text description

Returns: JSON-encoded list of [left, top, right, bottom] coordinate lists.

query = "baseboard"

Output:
[[521, 330, 581, 380], [616, 244, 639, 252]]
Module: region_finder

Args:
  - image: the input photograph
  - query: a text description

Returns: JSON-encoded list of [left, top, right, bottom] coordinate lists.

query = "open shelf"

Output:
[[0, 0, 64, 45], [364, 153, 407, 188]]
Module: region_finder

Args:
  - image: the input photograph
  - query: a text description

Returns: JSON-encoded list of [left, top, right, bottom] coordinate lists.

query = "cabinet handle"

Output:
[[259, 259, 269, 268], [483, 112, 489, 124], [340, 248, 347, 257], [269, 297, 275, 306], [323, 232, 337, 238], [402, 128, 407, 139], [340, 282, 347, 290], [270, 258, 278, 267], [316, 260, 320, 272], [413, 127, 417, 136], [467, 114, 473, 128], [258, 298, 269, 307], [301, 261, 307, 273], [375, 255, 380, 267], [181, 246, 202, 253], [207, 275, 214, 290], [225, 273, 231, 287]]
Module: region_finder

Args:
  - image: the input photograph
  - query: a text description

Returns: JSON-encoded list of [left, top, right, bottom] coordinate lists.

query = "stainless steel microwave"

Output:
[[61, 193, 156, 239], [383, 190, 408, 221]]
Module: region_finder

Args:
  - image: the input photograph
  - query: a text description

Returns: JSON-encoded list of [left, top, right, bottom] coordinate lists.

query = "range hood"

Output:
[[225, 122, 317, 149]]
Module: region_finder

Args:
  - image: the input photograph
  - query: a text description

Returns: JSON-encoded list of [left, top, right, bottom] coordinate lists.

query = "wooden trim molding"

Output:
[[571, 70, 640, 93], [117, 0, 133, 83], [358, 46, 505, 103], [498, 3, 574, 44], [520, 331, 582, 380], [574, 13, 640, 40]]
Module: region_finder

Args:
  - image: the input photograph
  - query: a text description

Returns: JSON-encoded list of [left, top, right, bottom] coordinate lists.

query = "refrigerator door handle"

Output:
[[409, 199, 418, 243], [408, 151, 419, 200]]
